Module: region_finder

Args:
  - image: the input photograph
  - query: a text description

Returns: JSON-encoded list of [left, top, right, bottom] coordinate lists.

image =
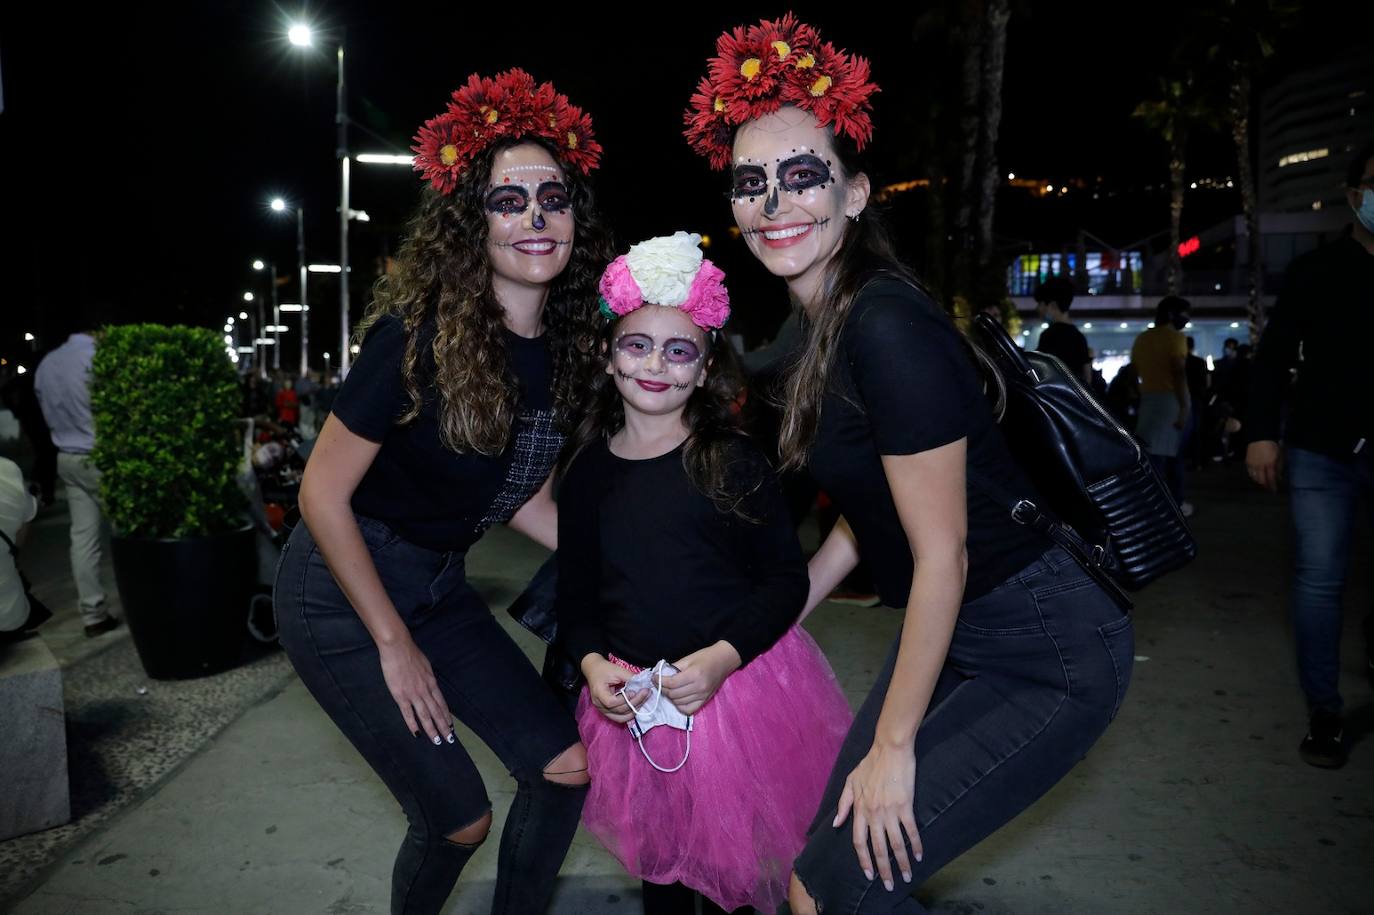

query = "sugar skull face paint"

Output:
[[485, 144, 574, 289], [730, 154, 835, 216], [607, 305, 710, 419], [729, 107, 869, 300], [614, 332, 705, 367]]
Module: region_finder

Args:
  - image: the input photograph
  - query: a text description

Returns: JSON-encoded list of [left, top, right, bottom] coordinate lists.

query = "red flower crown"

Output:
[[411, 68, 602, 195], [684, 14, 880, 170]]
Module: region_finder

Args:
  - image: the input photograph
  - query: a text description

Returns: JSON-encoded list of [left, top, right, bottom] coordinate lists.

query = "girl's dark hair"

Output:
[[768, 132, 926, 470], [558, 317, 762, 520], [356, 136, 613, 454]]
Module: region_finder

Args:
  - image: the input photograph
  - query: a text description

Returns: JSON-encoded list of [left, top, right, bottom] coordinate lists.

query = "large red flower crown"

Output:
[[684, 14, 880, 170], [411, 69, 602, 195]]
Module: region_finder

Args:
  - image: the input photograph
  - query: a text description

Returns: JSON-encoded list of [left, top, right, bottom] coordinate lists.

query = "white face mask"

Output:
[[620, 660, 693, 773], [1355, 188, 1374, 234]]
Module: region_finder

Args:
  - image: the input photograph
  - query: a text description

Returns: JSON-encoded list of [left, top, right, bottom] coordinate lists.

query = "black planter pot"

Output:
[[110, 524, 257, 680]]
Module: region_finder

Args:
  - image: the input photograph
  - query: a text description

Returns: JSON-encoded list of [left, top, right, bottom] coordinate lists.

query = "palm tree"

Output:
[[1200, 0, 1300, 341], [973, 0, 1011, 280], [1133, 75, 1216, 294]]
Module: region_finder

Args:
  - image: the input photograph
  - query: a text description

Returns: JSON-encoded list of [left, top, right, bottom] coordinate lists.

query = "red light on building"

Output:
[[1178, 236, 1201, 258]]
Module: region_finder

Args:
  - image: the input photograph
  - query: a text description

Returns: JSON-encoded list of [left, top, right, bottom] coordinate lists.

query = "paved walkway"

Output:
[[1, 430, 1370, 913]]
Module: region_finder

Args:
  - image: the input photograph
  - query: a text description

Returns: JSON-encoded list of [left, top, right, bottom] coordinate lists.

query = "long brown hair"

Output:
[[357, 137, 613, 454], [559, 320, 763, 521], [770, 136, 925, 470]]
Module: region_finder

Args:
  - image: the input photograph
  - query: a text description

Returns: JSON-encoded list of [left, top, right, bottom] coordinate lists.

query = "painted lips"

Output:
[[756, 222, 817, 248], [635, 380, 672, 393]]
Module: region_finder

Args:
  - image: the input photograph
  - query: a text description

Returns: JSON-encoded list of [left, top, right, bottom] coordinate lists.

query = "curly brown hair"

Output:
[[356, 137, 614, 454]]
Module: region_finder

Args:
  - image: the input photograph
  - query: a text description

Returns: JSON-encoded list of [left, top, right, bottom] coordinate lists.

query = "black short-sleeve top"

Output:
[[805, 277, 1046, 605], [329, 314, 562, 552]]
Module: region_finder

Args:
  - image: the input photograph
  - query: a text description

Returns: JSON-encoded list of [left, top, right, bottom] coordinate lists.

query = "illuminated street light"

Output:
[[17, 365, 27, 375], [288, 23, 312, 46], [239, 311, 249, 320], [355, 153, 414, 165], [243, 291, 255, 302], [24, 333, 35, 342], [271, 197, 287, 212], [252, 259, 266, 271]]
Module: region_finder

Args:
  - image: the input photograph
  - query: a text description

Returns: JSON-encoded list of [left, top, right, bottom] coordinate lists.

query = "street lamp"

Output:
[[285, 25, 413, 380], [270, 196, 309, 377], [286, 21, 350, 378], [251, 256, 272, 373]]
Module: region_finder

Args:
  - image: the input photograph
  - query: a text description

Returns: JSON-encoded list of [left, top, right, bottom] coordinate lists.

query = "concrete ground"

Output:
[[1, 421, 1370, 914]]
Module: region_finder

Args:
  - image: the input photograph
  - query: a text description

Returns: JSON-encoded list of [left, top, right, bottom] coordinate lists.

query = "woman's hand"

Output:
[[377, 635, 455, 746], [833, 741, 921, 892], [663, 641, 741, 715], [582, 654, 647, 723]]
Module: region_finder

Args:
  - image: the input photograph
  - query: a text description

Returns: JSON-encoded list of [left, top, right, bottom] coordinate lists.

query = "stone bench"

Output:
[[0, 636, 70, 840]]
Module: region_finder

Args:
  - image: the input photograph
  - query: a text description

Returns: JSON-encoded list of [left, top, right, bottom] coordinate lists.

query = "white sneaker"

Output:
[[1180, 501, 1195, 518]]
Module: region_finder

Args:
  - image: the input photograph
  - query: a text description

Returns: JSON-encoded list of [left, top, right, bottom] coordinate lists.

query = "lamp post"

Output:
[[271, 197, 308, 376], [251, 259, 273, 377], [287, 23, 348, 378], [286, 23, 415, 380]]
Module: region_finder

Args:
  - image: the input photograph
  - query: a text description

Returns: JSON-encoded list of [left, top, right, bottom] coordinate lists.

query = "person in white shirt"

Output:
[[0, 458, 41, 635], [33, 331, 119, 637]]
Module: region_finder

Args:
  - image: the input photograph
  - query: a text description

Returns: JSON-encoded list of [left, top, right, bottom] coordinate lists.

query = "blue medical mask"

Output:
[[1355, 188, 1374, 234]]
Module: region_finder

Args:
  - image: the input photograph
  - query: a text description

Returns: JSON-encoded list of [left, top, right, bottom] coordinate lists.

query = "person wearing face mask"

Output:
[[685, 17, 1134, 915], [1245, 140, 1374, 770], [272, 70, 613, 915], [1130, 295, 1194, 515]]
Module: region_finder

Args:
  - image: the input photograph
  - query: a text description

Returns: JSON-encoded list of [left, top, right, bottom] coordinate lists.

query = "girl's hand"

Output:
[[663, 641, 741, 715], [833, 742, 921, 892], [582, 654, 647, 724], [377, 635, 454, 746]]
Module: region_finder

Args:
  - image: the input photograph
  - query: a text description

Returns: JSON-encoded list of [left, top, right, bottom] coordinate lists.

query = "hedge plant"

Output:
[[90, 324, 245, 539]]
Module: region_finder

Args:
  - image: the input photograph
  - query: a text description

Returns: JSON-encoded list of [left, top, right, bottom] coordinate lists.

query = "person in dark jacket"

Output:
[[1246, 140, 1374, 770], [1034, 276, 1092, 385]]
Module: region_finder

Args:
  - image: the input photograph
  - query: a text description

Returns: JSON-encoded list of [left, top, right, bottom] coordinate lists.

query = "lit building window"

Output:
[[1278, 148, 1330, 168]]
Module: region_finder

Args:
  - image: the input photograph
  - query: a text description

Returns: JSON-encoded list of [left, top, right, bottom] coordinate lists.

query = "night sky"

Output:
[[0, 1, 1362, 362]]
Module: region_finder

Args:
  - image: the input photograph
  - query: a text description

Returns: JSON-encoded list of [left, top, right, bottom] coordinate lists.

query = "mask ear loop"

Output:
[[618, 662, 665, 718], [618, 662, 692, 773]]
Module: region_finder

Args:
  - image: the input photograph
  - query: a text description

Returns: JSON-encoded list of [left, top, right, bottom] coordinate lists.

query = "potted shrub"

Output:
[[90, 324, 254, 679]]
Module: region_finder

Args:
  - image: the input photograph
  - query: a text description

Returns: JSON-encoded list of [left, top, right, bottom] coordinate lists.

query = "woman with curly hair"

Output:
[[273, 70, 613, 915]]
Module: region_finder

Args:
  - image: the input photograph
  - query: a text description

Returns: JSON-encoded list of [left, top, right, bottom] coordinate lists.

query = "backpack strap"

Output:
[[967, 468, 1133, 613]]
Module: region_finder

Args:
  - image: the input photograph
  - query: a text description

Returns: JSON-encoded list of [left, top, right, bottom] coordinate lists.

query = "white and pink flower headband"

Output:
[[598, 231, 730, 330]]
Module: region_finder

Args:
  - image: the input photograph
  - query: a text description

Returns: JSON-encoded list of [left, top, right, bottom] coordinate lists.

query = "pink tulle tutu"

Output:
[[576, 626, 853, 912]]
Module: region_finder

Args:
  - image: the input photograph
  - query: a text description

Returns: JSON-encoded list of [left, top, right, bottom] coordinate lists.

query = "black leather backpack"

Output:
[[969, 312, 1197, 610]]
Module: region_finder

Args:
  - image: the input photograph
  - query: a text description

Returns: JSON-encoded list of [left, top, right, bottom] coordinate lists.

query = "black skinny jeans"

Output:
[[275, 515, 586, 915], [791, 547, 1134, 913]]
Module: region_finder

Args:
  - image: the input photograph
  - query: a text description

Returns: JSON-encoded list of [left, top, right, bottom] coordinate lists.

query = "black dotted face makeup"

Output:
[[728, 154, 834, 205]]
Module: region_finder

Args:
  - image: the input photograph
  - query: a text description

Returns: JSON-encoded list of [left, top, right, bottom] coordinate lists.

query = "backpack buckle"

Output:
[[1011, 500, 1039, 525]]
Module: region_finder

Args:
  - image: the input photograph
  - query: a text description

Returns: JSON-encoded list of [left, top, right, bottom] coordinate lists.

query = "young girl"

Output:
[[555, 232, 853, 914]]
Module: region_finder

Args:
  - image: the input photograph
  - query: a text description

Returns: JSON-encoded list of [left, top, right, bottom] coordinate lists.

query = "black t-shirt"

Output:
[[1037, 321, 1091, 378], [555, 436, 807, 669], [330, 314, 562, 552], [806, 277, 1046, 606]]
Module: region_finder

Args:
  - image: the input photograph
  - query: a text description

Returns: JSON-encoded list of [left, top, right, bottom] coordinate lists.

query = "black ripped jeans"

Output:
[[275, 515, 586, 915]]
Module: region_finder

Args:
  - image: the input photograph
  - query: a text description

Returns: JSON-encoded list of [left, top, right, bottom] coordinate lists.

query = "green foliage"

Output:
[[89, 325, 246, 539]]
